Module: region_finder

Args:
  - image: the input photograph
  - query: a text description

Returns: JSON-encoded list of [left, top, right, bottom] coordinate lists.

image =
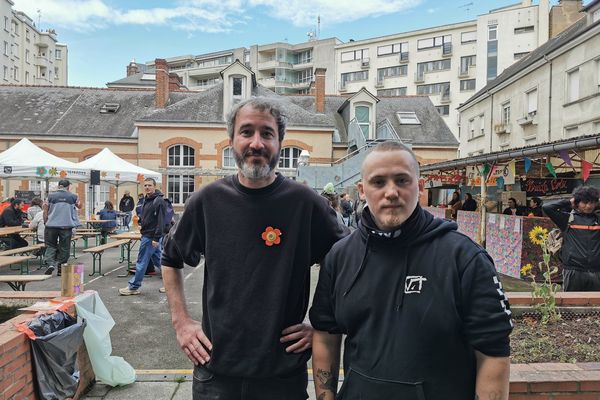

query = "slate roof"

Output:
[[0, 85, 192, 138], [460, 16, 592, 110], [106, 71, 156, 88]]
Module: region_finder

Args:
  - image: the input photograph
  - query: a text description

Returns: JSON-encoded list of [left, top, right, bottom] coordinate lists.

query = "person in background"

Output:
[[44, 179, 81, 276], [543, 186, 600, 291], [340, 192, 354, 226], [503, 197, 526, 216], [0, 198, 28, 249], [462, 192, 478, 212], [321, 183, 348, 231], [119, 190, 135, 230], [27, 197, 43, 221], [310, 141, 512, 400], [449, 191, 462, 219], [29, 202, 45, 256], [528, 197, 544, 217], [96, 201, 118, 244]]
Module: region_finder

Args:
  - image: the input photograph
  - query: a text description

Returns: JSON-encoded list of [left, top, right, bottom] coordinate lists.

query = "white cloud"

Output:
[[11, 0, 422, 33]]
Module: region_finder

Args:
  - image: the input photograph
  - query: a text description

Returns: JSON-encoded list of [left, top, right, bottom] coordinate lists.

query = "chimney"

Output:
[[168, 73, 183, 91], [314, 68, 326, 114], [126, 59, 139, 77], [155, 58, 169, 109]]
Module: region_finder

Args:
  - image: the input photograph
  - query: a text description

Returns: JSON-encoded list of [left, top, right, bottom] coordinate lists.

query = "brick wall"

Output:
[[0, 312, 37, 399], [510, 363, 600, 398]]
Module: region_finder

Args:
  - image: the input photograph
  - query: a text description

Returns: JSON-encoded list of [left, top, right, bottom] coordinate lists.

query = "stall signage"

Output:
[[422, 173, 463, 188], [14, 190, 41, 203], [525, 178, 575, 197], [466, 165, 515, 186]]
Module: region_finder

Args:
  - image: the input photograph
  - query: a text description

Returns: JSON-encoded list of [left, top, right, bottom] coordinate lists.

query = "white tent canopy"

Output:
[[0, 138, 89, 180], [74, 147, 161, 184]]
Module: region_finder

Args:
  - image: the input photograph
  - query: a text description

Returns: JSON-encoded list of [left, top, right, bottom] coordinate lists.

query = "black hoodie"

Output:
[[310, 205, 513, 400], [139, 190, 165, 241]]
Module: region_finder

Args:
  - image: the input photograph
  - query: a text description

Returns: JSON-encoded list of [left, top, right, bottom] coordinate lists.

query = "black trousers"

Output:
[[8, 233, 28, 249], [563, 269, 600, 291], [44, 227, 72, 267], [192, 365, 308, 400]]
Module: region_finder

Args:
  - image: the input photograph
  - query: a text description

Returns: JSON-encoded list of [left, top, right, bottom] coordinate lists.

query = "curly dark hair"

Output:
[[573, 186, 599, 206]]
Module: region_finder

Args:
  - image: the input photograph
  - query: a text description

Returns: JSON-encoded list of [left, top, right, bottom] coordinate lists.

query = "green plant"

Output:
[[520, 226, 561, 324]]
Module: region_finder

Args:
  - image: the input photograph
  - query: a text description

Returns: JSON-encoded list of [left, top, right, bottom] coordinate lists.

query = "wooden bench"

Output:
[[0, 244, 46, 273], [82, 239, 130, 276], [70, 234, 82, 259], [75, 231, 102, 248], [0, 274, 51, 291]]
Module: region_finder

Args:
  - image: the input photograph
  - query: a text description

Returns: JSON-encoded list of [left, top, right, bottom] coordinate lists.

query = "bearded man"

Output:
[[161, 97, 347, 400]]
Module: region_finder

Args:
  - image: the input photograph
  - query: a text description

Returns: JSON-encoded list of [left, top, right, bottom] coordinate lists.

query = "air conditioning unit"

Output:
[[361, 58, 370, 68]]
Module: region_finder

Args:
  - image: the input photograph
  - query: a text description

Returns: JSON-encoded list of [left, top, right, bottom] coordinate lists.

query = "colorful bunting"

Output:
[[481, 163, 490, 177], [546, 162, 557, 178], [508, 160, 516, 179], [558, 150, 573, 167], [582, 160, 593, 182], [496, 176, 505, 188], [524, 157, 532, 174]]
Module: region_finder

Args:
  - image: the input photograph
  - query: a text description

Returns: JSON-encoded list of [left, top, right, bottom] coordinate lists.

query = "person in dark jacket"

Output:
[[96, 201, 118, 245], [503, 197, 526, 216], [310, 141, 512, 400], [119, 190, 135, 229], [543, 186, 600, 291], [0, 198, 28, 249], [160, 98, 346, 400], [119, 178, 166, 295], [462, 192, 478, 211], [527, 197, 544, 217]]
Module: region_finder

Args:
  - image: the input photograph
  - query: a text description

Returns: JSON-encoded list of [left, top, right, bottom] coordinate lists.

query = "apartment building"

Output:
[[457, 0, 600, 157], [335, 0, 562, 139], [0, 0, 68, 86], [249, 37, 340, 94]]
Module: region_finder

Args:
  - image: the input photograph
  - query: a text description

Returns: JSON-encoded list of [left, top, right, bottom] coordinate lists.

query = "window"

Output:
[[25, 71, 29, 84], [461, 31, 477, 43], [377, 65, 407, 81], [567, 69, 579, 102], [55, 49, 62, 59], [341, 49, 369, 62], [341, 70, 368, 85], [488, 25, 498, 41], [514, 52, 529, 60], [100, 103, 120, 113], [487, 40, 498, 81], [3, 17, 7, 31], [2, 66, 7, 80], [168, 145, 195, 167], [594, 9, 600, 23], [514, 26, 534, 34], [435, 105, 449, 116], [502, 102, 511, 125], [233, 77, 242, 96], [597, 59, 600, 88], [479, 114, 485, 136], [377, 42, 408, 56], [25, 49, 29, 63], [168, 175, 194, 205], [54, 67, 59, 79], [460, 79, 476, 91], [25, 29, 29, 41], [13, 66, 17, 81], [460, 55, 476, 74], [416, 82, 450, 95], [29, 180, 43, 191], [223, 147, 236, 168], [355, 105, 371, 138], [3, 41, 7, 56], [279, 147, 302, 169], [396, 112, 421, 125], [297, 69, 312, 83], [564, 126, 578, 138], [417, 59, 451, 76], [526, 89, 537, 114], [377, 87, 407, 97], [417, 35, 451, 50], [296, 49, 312, 64], [468, 118, 475, 138]]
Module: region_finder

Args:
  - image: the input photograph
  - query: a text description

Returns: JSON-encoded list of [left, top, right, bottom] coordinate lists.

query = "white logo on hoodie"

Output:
[[405, 276, 427, 294]]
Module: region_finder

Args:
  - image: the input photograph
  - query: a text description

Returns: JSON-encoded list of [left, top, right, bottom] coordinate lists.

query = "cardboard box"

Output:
[[61, 264, 85, 297]]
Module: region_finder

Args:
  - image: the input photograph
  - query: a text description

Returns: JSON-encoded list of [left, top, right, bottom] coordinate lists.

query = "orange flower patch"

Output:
[[262, 226, 282, 246]]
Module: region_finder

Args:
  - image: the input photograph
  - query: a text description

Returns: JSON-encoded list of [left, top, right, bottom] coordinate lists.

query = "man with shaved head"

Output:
[[310, 141, 513, 400]]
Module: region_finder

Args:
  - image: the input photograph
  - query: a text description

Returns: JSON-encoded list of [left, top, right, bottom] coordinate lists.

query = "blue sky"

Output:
[[11, 0, 559, 88]]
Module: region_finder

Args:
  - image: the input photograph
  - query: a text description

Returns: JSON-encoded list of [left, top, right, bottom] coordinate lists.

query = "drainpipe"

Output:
[[544, 55, 553, 142], [489, 91, 494, 153]]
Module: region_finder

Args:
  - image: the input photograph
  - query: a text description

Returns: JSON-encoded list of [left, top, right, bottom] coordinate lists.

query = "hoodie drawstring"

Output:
[[395, 251, 409, 311]]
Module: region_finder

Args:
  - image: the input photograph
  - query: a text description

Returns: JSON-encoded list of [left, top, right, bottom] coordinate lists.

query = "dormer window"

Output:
[[396, 112, 420, 125], [355, 105, 371, 139]]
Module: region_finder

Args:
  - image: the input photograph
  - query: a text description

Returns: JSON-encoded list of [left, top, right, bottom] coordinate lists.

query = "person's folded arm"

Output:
[[312, 330, 341, 400]]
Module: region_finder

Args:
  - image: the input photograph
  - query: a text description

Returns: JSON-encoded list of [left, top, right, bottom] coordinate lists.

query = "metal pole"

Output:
[[480, 170, 487, 247]]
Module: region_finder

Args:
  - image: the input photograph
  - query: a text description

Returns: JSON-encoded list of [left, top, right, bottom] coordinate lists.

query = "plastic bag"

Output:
[[75, 291, 136, 386], [27, 311, 86, 400]]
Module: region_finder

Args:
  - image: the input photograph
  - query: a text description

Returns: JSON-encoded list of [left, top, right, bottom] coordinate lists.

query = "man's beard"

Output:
[[233, 147, 279, 180]]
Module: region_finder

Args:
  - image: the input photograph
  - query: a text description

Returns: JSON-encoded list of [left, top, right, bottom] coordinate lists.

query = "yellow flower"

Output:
[[520, 263, 533, 276], [529, 226, 548, 246]]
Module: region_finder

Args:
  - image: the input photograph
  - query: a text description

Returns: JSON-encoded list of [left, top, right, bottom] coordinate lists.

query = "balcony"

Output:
[[399, 52, 409, 64], [494, 123, 512, 134], [440, 90, 451, 103], [442, 42, 453, 57], [517, 111, 538, 126], [257, 59, 293, 71], [414, 72, 425, 83]]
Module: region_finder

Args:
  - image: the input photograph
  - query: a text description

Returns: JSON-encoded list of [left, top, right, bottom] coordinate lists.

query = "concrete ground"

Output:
[[0, 235, 323, 399]]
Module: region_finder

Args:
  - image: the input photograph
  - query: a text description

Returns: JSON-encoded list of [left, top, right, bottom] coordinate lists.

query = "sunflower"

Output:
[[529, 226, 548, 246], [520, 263, 533, 277]]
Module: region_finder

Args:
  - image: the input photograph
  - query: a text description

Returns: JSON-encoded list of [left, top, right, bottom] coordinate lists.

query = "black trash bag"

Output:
[[28, 311, 86, 400]]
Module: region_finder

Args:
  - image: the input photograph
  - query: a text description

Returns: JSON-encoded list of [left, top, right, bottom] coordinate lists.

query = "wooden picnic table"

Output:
[[0, 255, 34, 275], [79, 219, 112, 229], [112, 232, 141, 273], [0, 226, 31, 236], [0, 274, 51, 291]]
